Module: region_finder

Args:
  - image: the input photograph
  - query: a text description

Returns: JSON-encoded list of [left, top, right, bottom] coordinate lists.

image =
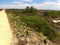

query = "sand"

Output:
[[0, 10, 13, 45]]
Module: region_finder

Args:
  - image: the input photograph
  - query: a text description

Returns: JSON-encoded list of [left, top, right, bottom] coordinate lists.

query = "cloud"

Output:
[[0, 1, 60, 10], [32, 2, 60, 10], [22, 0, 33, 2], [57, 0, 60, 2], [0, 3, 31, 9], [13, 0, 33, 2], [12, 2, 23, 4], [45, 0, 51, 1]]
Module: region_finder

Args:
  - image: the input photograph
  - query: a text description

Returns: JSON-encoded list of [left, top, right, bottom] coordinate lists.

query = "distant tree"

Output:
[[30, 6, 37, 15], [24, 6, 37, 15], [26, 6, 30, 9], [25, 6, 30, 13]]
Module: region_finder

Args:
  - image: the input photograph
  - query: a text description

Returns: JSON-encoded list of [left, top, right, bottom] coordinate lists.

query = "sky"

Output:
[[0, 0, 60, 10]]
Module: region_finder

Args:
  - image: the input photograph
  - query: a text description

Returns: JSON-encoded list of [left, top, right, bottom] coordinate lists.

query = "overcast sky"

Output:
[[0, 0, 60, 10]]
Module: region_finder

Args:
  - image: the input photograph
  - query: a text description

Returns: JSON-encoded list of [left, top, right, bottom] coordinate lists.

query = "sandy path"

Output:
[[0, 10, 13, 45]]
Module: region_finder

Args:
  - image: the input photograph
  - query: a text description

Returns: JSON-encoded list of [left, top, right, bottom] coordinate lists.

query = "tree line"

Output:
[[6, 6, 60, 18]]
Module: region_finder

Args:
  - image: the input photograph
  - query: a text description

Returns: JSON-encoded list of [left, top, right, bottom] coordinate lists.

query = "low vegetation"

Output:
[[21, 16, 60, 40], [5, 7, 60, 44], [44, 10, 59, 18]]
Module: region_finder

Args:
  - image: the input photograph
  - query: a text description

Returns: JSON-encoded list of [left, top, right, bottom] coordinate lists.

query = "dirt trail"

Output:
[[0, 10, 13, 45]]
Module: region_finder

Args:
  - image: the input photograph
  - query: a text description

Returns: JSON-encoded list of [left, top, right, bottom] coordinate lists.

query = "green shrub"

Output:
[[44, 11, 59, 18], [21, 16, 58, 40]]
